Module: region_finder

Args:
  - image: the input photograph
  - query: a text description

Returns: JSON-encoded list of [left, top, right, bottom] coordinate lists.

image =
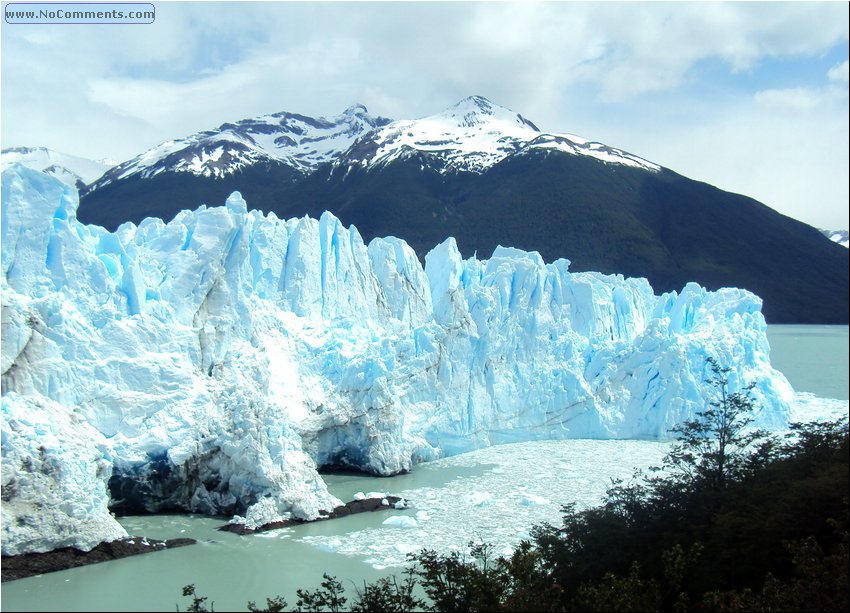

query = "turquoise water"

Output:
[[2, 325, 847, 611], [0, 464, 498, 612], [766, 325, 848, 400]]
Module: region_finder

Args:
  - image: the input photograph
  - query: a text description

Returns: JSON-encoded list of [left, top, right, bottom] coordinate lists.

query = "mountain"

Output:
[[821, 228, 849, 248], [76, 96, 850, 324], [2, 166, 792, 554], [78, 104, 391, 227], [1, 146, 115, 191], [330, 95, 660, 173]]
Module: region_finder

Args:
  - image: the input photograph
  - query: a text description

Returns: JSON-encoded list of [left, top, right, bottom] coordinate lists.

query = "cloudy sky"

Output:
[[2, 1, 848, 229]]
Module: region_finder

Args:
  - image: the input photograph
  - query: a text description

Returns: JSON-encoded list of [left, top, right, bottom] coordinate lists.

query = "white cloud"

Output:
[[828, 59, 849, 84], [460, 2, 849, 102], [755, 87, 831, 111], [754, 58, 849, 113], [87, 38, 363, 129], [1, 1, 848, 228]]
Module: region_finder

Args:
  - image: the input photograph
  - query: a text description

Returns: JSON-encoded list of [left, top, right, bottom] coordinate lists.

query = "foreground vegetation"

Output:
[[181, 360, 849, 612]]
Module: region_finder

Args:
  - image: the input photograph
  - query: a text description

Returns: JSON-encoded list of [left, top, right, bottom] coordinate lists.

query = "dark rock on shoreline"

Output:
[[2, 495, 407, 580], [219, 495, 407, 535], [1, 536, 196, 582]]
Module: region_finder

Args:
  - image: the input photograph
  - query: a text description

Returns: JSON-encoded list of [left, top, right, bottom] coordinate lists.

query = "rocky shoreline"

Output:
[[1, 537, 196, 582], [2, 495, 408, 581], [220, 495, 408, 535]]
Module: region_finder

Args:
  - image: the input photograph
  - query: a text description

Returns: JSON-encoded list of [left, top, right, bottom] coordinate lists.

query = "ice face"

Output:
[[0, 165, 794, 554], [1, 392, 129, 555]]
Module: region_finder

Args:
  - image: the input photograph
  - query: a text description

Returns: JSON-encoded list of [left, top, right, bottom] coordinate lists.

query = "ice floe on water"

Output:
[[299, 392, 847, 570], [788, 392, 848, 424], [382, 516, 419, 529], [299, 438, 671, 569], [254, 528, 292, 540]]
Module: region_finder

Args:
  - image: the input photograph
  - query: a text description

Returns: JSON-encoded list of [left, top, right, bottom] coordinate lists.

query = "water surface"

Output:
[[766, 325, 848, 400]]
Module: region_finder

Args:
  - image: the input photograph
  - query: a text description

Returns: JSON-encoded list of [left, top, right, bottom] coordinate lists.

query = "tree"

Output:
[[294, 573, 348, 612], [350, 569, 426, 612], [662, 356, 771, 492], [180, 585, 214, 612], [247, 596, 288, 612]]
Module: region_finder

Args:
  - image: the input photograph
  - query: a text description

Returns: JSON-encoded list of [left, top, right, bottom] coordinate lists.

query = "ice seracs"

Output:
[[2, 165, 793, 555]]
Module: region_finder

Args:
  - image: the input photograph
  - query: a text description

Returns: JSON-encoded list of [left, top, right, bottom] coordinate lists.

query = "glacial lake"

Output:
[[766, 324, 848, 400], [2, 325, 847, 612]]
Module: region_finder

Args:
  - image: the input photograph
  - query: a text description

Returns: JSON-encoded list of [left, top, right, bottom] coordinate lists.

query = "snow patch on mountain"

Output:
[[821, 228, 849, 248], [2, 166, 792, 554]]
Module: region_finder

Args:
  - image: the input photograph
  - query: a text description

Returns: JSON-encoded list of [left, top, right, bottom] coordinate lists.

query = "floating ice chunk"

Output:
[[789, 393, 848, 424], [467, 491, 494, 507], [382, 516, 418, 529], [313, 537, 342, 552], [255, 529, 289, 539], [370, 562, 390, 570], [393, 498, 407, 509], [395, 542, 420, 554], [520, 493, 550, 506]]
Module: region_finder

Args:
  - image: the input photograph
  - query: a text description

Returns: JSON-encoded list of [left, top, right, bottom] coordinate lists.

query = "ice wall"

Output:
[[1, 166, 794, 554]]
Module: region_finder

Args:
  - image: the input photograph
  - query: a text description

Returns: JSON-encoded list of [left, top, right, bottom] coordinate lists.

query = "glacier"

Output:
[[1, 165, 794, 556]]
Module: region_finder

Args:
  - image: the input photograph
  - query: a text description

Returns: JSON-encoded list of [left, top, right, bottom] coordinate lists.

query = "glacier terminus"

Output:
[[1, 165, 794, 556]]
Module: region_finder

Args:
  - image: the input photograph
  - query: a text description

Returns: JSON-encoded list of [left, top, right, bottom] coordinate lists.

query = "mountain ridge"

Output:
[[17, 96, 848, 324]]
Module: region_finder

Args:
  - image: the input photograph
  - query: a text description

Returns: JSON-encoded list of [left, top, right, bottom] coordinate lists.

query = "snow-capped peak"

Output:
[[87, 105, 392, 191], [435, 95, 539, 130], [821, 228, 849, 248], [342, 103, 370, 118], [84, 96, 660, 193], [1, 146, 115, 189], [337, 96, 660, 174]]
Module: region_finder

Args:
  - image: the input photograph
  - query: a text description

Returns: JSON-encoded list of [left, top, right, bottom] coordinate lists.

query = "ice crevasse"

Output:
[[0, 165, 794, 555]]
